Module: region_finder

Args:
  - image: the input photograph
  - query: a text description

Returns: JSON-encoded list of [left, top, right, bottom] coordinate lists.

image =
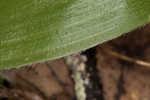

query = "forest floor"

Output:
[[0, 23, 150, 100]]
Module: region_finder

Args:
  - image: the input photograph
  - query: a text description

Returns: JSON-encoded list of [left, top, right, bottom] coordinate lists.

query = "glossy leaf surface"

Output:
[[0, 0, 150, 69]]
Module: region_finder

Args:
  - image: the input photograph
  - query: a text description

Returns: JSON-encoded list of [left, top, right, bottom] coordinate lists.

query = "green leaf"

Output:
[[0, 75, 5, 84], [0, 0, 150, 69]]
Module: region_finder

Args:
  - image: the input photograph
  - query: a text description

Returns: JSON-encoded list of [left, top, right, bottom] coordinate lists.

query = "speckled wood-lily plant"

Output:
[[0, 0, 150, 69]]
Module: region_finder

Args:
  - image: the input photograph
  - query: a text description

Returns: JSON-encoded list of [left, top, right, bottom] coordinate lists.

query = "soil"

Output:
[[0, 23, 150, 100]]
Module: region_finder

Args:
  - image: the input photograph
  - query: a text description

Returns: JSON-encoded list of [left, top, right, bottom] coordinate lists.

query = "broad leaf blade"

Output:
[[0, 0, 150, 69]]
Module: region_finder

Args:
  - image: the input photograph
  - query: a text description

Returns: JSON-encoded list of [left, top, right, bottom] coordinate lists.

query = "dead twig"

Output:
[[102, 47, 150, 68]]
